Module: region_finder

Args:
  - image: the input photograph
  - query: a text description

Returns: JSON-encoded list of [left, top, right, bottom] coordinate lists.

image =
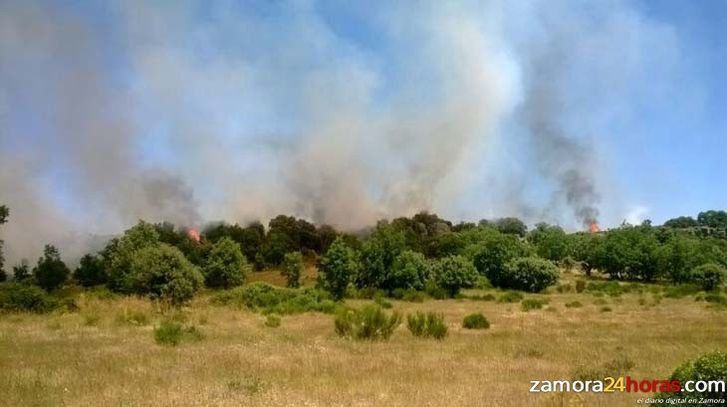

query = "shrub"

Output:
[[521, 298, 547, 312], [129, 244, 204, 305], [391, 288, 427, 302], [33, 245, 70, 291], [691, 263, 726, 291], [575, 280, 587, 293], [264, 314, 281, 328], [0, 283, 56, 313], [389, 250, 430, 291], [73, 254, 107, 287], [319, 237, 360, 300], [334, 305, 401, 341], [203, 237, 249, 289], [407, 312, 448, 339], [497, 291, 524, 303], [281, 252, 304, 288], [212, 282, 336, 315], [655, 351, 727, 405], [154, 320, 203, 346], [600, 306, 612, 312], [497, 257, 558, 293], [431, 255, 478, 297], [462, 313, 490, 329], [565, 301, 583, 308]]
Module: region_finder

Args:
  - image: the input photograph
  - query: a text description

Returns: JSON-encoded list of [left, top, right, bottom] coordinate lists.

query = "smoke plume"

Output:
[[0, 0, 682, 263]]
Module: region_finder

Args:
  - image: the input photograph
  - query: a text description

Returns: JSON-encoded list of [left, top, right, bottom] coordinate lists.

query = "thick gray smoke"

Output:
[[0, 0, 682, 263]]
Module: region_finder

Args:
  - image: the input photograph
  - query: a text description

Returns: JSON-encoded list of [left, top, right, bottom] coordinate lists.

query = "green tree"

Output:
[[663, 216, 698, 229], [33, 244, 70, 291], [495, 217, 528, 237], [73, 254, 107, 287], [697, 210, 727, 228], [129, 244, 204, 305], [281, 251, 304, 288], [104, 221, 160, 292], [431, 255, 478, 297], [203, 237, 249, 289], [357, 221, 407, 290], [319, 237, 359, 300], [528, 223, 572, 262], [389, 250, 430, 291], [473, 232, 529, 286], [598, 225, 660, 281], [0, 205, 8, 279], [13, 259, 31, 282]]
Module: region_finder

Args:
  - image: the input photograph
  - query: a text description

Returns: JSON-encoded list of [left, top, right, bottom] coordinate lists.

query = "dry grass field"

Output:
[[1, 272, 726, 407]]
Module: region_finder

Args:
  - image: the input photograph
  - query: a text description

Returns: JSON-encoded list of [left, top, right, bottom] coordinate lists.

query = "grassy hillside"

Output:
[[1, 272, 725, 406]]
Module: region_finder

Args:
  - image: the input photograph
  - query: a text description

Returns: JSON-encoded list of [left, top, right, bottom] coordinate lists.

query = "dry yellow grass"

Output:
[[1, 276, 726, 406]]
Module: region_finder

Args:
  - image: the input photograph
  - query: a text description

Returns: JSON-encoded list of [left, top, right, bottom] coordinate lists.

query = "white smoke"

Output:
[[0, 0, 684, 264]]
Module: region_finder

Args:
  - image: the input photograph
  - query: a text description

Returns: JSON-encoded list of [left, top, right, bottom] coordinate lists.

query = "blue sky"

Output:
[[1, 0, 726, 260]]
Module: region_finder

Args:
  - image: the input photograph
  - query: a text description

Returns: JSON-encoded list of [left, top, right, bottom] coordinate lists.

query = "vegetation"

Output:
[[33, 245, 70, 291], [203, 237, 249, 289], [318, 237, 359, 300], [334, 305, 401, 340], [129, 244, 204, 305], [212, 282, 336, 315], [691, 263, 726, 291], [0, 283, 56, 312], [430, 255, 478, 297], [655, 351, 727, 405], [500, 257, 559, 293], [407, 311, 448, 339], [280, 251, 304, 288], [462, 313, 490, 329]]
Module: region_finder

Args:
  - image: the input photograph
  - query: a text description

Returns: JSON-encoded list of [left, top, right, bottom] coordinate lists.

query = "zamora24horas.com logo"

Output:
[[530, 376, 725, 397]]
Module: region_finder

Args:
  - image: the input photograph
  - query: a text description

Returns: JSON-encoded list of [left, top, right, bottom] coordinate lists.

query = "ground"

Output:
[[1, 271, 726, 406]]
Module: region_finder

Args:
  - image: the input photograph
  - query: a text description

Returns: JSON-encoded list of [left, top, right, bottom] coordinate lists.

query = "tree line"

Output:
[[1, 205, 726, 305]]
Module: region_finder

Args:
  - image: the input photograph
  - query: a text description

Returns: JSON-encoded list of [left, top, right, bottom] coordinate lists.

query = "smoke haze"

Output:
[[0, 0, 685, 263]]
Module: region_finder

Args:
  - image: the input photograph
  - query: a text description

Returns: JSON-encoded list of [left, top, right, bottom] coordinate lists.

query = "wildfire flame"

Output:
[[186, 228, 201, 243], [589, 221, 600, 234]]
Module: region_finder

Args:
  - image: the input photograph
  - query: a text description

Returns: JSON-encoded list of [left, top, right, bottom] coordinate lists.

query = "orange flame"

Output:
[[589, 221, 600, 234], [186, 228, 201, 243]]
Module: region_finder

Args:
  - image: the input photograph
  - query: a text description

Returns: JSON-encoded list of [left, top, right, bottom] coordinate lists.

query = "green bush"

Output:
[[497, 291, 524, 303], [334, 305, 401, 341], [565, 301, 583, 308], [0, 283, 56, 313], [33, 245, 70, 291], [154, 320, 183, 345], [203, 237, 249, 289], [497, 257, 558, 293], [655, 351, 727, 405], [213, 282, 336, 315], [691, 263, 726, 291], [129, 244, 204, 305], [264, 314, 281, 328], [391, 288, 427, 302], [153, 320, 204, 346], [281, 252, 304, 288], [521, 298, 547, 312], [462, 313, 490, 329], [407, 312, 448, 340], [430, 255, 478, 297]]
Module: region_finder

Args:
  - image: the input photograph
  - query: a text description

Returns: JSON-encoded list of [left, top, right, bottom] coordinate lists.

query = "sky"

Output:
[[0, 0, 726, 263]]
